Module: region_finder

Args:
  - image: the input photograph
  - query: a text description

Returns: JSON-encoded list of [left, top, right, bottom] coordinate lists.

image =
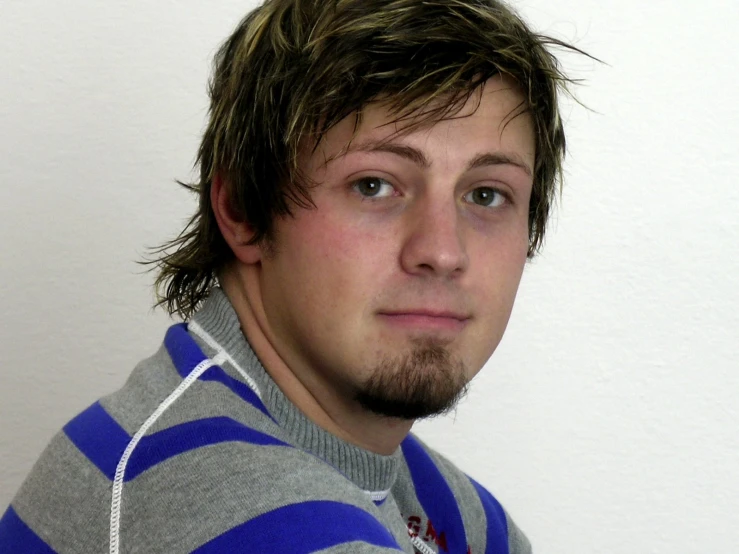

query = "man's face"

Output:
[[256, 76, 535, 419]]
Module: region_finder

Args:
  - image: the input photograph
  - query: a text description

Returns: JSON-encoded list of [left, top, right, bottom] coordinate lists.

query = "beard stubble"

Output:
[[354, 337, 470, 420]]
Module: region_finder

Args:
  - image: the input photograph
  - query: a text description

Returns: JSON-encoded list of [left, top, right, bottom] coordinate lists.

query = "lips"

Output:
[[377, 310, 470, 333]]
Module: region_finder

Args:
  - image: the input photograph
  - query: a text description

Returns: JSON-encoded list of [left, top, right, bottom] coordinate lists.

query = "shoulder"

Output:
[[1, 341, 182, 554], [3, 416, 405, 553], [400, 433, 531, 554], [2, 325, 405, 553]]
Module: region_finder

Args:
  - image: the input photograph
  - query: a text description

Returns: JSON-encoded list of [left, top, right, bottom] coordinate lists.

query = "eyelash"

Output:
[[352, 176, 397, 199], [463, 187, 509, 208], [350, 175, 511, 208]]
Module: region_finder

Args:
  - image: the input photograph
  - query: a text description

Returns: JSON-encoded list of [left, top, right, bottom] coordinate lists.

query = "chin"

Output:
[[353, 337, 471, 420]]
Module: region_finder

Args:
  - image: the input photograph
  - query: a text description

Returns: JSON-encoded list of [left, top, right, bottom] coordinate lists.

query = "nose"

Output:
[[399, 195, 469, 278]]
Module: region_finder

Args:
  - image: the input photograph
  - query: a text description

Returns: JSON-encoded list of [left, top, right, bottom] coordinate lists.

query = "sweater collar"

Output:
[[190, 287, 401, 494]]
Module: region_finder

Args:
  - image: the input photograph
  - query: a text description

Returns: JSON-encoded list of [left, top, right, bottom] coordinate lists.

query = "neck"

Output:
[[219, 265, 413, 456]]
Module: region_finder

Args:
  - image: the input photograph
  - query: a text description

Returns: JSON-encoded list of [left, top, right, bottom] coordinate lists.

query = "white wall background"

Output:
[[1, 1, 737, 552]]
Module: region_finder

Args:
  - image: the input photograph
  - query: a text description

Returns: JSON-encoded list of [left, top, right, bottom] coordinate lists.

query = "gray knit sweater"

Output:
[[1, 288, 531, 553]]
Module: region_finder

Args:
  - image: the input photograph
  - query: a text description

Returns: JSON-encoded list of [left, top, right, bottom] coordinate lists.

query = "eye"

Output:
[[352, 176, 396, 198], [464, 187, 506, 208]]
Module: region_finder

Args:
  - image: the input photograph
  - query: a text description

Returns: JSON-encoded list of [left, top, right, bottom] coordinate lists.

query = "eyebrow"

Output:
[[466, 152, 533, 177], [346, 139, 533, 177]]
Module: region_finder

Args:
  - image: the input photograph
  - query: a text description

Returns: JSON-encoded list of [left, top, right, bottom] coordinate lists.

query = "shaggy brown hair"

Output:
[[148, 0, 591, 319]]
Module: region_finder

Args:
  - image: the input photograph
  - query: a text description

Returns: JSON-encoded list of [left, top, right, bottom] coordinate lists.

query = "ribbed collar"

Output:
[[191, 287, 401, 493]]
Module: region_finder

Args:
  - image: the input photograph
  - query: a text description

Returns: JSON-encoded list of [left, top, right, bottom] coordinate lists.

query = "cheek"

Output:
[[300, 208, 396, 268], [468, 230, 529, 321], [464, 239, 528, 369], [277, 213, 394, 314]]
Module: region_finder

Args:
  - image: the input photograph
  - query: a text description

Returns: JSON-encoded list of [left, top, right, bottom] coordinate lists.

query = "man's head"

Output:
[[153, 0, 580, 319], [151, 0, 582, 425]]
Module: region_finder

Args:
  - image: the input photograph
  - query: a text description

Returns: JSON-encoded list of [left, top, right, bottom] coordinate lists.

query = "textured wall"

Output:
[[1, 1, 737, 552]]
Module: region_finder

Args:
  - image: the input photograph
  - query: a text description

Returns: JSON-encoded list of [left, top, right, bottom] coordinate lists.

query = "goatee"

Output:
[[354, 338, 469, 420]]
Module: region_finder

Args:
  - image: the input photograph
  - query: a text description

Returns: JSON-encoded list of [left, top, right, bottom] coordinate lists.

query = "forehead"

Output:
[[310, 75, 534, 170]]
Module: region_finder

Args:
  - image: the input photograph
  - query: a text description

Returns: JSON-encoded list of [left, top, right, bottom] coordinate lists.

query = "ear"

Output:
[[210, 173, 263, 264]]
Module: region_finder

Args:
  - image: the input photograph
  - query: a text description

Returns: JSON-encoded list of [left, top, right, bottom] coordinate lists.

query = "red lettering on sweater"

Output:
[[407, 516, 422, 538], [404, 515, 454, 552], [424, 519, 448, 551]]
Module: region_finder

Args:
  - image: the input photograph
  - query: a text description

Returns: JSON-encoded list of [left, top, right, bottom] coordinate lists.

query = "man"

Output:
[[1, 0, 583, 552]]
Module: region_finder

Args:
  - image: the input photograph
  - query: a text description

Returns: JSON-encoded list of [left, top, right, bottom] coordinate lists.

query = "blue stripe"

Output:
[[469, 477, 509, 554], [165, 323, 274, 420], [164, 323, 206, 377], [0, 507, 57, 553], [127, 416, 291, 481], [192, 501, 403, 553], [401, 435, 468, 553], [63, 402, 130, 480], [64, 403, 291, 481]]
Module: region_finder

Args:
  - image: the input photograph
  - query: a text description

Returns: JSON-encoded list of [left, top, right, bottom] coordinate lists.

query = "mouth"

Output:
[[376, 310, 470, 333]]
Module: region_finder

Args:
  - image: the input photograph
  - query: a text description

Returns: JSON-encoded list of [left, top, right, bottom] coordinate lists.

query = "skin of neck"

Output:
[[218, 263, 413, 456]]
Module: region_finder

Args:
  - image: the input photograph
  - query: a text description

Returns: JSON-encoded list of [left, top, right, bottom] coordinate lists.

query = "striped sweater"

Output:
[[0, 288, 531, 553]]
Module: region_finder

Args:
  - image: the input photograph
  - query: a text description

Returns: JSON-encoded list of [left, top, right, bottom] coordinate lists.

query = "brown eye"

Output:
[[465, 187, 505, 208], [353, 177, 394, 198]]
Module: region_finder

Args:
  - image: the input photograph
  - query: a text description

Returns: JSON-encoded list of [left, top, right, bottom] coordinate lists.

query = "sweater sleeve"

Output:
[[505, 511, 533, 554]]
